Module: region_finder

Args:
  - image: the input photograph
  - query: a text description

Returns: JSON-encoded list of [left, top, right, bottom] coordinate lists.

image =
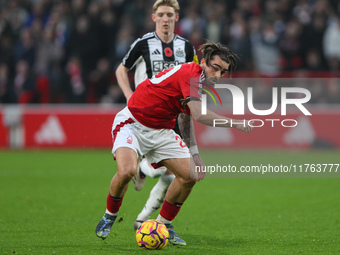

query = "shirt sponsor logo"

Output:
[[152, 60, 181, 72]]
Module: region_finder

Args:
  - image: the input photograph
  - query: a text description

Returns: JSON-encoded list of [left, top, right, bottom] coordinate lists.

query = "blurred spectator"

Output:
[[35, 28, 64, 76], [236, 0, 261, 20], [70, 0, 87, 18], [34, 28, 64, 102], [48, 1, 72, 48], [14, 27, 36, 67], [313, 0, 332, 17], [65, 56, 86, 103], [0, 21, 16, 77], [204, 1, 227, 42], [228, 10, 252, 70], [301, 13, 328, 70], [87, 57, 115, 103], [179, 4, 206, 38], [13, 59, 36, 103], [304, 48, 327, 71], [250, 18, 281, 76], [293, 0, 312, 25], [323, 14, 340, 71], [66, 14, 101, 75], [0, 64, 11, 103], [141, 8, 155, 35], [23, 0, 49, 29], [99, 9, 117, 61], [187, 28, 205, 60], [112, 16, 135, 69], [278, 19, 304, 71], [5, 0, 29, 40], [124, 0, 147, 35]]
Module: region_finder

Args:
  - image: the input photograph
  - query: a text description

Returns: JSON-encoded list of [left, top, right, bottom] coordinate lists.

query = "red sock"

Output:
[[159, 200, 182, 221], [106, 193, 123, 214]]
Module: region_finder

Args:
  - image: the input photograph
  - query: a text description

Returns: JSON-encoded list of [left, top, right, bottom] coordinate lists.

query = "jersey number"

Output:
[[175, 135, 187, 148]]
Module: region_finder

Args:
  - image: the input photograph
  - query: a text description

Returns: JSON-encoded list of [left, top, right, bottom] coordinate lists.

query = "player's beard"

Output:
[[203, 68, 218, 86]]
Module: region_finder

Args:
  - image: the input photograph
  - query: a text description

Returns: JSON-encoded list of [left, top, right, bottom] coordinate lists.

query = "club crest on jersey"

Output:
[[175, 48, 184, 57], [127, 135, 133, 144], [164, 47, 173, 57]]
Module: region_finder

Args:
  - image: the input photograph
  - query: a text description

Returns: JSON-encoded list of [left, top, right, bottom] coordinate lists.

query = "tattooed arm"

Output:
[[178, 112, 197, 150], [178, 112, 205, 180]]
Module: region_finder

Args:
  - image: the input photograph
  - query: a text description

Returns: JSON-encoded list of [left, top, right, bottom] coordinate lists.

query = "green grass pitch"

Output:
[[0, 149, 339, 254]]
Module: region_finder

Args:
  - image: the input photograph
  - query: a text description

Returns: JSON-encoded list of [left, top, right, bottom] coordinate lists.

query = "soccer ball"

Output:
[[136, 220, 169, 250]]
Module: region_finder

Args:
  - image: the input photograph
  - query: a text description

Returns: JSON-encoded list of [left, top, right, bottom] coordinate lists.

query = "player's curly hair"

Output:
[[199, 40, 238, 77], [153, 0, 180, 13]]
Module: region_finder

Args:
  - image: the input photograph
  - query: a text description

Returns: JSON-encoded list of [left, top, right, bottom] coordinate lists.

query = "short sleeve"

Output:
[[185, 41, 199, 64], [178, 66, 201, 102], [122, 38, 143, 69]]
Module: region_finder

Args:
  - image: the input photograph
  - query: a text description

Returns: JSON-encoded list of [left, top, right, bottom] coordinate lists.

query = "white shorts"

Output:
[[111, 107, 191, 165]]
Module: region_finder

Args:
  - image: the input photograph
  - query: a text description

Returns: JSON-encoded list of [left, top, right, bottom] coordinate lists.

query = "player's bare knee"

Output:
[[117, 164, 137, 182], [178, 176, 197, 188]]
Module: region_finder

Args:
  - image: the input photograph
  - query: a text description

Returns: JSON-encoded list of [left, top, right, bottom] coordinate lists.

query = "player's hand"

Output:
[[234, 120, 254, 134], [192, 154, 205, 181]]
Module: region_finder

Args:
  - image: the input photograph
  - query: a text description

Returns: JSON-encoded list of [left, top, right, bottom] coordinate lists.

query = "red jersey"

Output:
[[128, 62, 203, 129]]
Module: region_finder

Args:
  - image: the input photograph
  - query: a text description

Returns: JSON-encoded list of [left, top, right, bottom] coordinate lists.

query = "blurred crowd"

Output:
[[0, 0, 340, 104]]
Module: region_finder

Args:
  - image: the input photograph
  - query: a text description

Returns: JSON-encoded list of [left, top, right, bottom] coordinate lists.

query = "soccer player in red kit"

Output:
[[115, 0, 200, 237], [96, 40, 254, 245]]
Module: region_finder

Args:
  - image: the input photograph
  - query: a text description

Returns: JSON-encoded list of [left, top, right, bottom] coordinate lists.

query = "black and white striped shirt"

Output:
[[122, 32, 198, 88]]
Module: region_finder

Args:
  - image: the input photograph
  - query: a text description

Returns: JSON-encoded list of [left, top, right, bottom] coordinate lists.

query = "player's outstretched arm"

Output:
[[115, 63, 134, 102], [187, 100, 253, 134]]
